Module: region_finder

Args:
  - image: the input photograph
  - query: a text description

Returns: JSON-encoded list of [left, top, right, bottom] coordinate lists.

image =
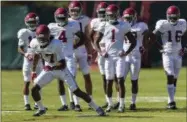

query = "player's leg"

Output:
[[172, 55, 182, 105], [77, 49, 94, 110], [58, 56, 76, 111], [173, 55, 182, 94], [60, 68, 105, 116], [22, 59, 32, 110], [78, 52, 93, 97], [31, 70, 54, 116], [97, 55, 108, 108], [116, 57, 126, 113], [57, 80, 68, 111], [105, 57, 115, 112], [162, 53, 176, 109], [129, 55, 141, 110], [70, 52, 82, 111], [113, 74, 120, 109], [34, 61, 45, 110]]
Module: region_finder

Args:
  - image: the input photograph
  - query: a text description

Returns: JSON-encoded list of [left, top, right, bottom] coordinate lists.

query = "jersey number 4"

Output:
[[168, 30, 182, 42], [59, 30, 67, 43]]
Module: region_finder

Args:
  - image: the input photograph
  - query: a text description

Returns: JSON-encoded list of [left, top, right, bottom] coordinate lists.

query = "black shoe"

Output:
[[33, 109, 46, 116], [113, 102, 119, 109], [96, 107, 106, 116], [117, 107, 125, 113], [74, 105, 82, 112], [129, 104, 136, 110], [70, 102, 75, 110], [25, 104, 32, 111], [57, 105, 68, 111], [101, 103, 108, 108], [167, 101, 177, 110]]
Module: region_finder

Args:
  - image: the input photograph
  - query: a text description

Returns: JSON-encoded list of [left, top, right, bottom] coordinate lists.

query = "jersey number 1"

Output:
[[111, 29, 115, 42], [168, 30, 182, 42], [59, 30, 67, 43]]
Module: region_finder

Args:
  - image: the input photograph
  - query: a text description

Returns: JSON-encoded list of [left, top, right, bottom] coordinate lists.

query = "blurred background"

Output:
[[1, 1, 187, 69]]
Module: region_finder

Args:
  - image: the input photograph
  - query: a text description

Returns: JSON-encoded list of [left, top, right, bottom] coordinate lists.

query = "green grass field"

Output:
[[2, 67, 187, 122]]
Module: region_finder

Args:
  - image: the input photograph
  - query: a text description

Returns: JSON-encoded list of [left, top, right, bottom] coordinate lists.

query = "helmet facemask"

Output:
[[167, 14, 179, 25], [97, 8, 106, 19], [123, 14, 136, 26], [69, 7, 82, 19], [106, 12, 118, 24], [37, 34, 50, 47], [55, 15, 68, 27], [25, 18, 39, 31]]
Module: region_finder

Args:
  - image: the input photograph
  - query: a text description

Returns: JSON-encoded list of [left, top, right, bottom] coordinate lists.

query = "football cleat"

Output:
[[74, 105, 82, 112], [101, 102, 108, 108], [96, 107, 106, 116], [117, 106, 125, 113], [105, 106, 113, 112], [25, 104, 32, 111], [167, 101, 177, 110], [129, 104, 136, 110], [57, 105, 68, 111], [70, 102, 75, 110], [113, 102, 120, 109], [33, 109, 46, 117]]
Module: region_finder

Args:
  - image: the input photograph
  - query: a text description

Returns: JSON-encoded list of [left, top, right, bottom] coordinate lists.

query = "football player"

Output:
[[68, 1, 94, 110], [94, 4, 136, 113], [122, 7, 150, 110], [17, 12, 43, 110], [48, 8, 82, 111], [87, 2, 120, 109], [153, 5, 187, 109], [29, 24, 105, 116]]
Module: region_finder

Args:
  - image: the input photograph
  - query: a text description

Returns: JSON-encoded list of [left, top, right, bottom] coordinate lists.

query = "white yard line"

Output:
[[2, 96, 186, 115]]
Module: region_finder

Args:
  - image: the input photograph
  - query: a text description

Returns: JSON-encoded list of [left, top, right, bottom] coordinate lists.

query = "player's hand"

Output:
[[118, 50, 126, 57], [24, 53, 33, 61], [179, 48, 185, 56], [31, 72, 37, 83], [139, 46, 146, 54], [102, 52, 108, 58], [43, 65, 53, 71], [87, 54, 92, 66]]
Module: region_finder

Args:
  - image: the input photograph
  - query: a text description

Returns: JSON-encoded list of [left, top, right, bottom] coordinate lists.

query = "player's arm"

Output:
[[73, 31, 84, 49], [152, 29, 163, 51], [52, 59, 66, 70], [94, 31, 103, 54], [123, 31, 137, 55], [143, 29, 156, 49], [18, 45, 25, 56], [32, 54, 40, 72], [84, 25, 94, 54], [181, 29, 187, 54]]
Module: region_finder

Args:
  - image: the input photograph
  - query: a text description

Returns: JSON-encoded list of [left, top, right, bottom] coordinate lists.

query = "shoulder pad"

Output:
[[156, 20, 167, 26], [138, 22, 148, 28], [17, 28, 29, 39], [178, 19, 186, 25], [48, 23, 57, 29]]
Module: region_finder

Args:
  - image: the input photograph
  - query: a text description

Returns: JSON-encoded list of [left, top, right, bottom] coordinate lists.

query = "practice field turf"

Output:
[[2, 67, 187, 122]]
